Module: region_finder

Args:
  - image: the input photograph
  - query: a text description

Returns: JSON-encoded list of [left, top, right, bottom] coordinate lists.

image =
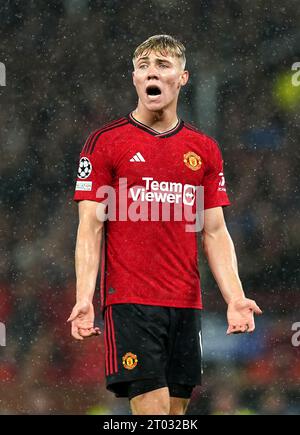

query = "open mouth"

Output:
[[146, 85, 162, 96]]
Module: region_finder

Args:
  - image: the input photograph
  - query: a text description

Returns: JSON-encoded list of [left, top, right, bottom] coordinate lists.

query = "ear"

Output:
[[180, 70, 189, 87], [132, 70, 136, 87]]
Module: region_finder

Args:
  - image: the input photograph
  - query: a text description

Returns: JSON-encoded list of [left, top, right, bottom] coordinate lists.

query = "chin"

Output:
[[143, 101, 167, 112]]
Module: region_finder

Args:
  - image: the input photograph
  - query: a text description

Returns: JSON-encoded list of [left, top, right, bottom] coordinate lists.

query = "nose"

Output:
[[147, 65, 159, 80]]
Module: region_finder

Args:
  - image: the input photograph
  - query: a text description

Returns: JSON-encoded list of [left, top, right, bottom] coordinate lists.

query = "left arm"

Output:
[[202, 206, 262, 334]]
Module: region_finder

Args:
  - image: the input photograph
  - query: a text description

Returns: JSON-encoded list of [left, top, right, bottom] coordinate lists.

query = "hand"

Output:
[[67, 300, 101, 340], [227, 298, 262, 335]]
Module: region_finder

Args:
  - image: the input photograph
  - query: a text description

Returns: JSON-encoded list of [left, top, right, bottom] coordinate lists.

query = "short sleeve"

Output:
[[73, 132, 113, 203], [202, 139, 231, 210]]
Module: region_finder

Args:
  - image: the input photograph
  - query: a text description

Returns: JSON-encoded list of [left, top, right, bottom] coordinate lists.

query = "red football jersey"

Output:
[[74, 113, 231, 309]]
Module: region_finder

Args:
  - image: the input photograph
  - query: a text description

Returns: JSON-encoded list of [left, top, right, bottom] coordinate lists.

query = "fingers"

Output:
[[227, 326, 243, 335], [239, 325, 248, 333], [78, 327, 101, 337], [246, 299, 263, 315], [227, 324, 253, 335], [68, 304, 101, 340], [251, 301, 263, 315], [71, 325, 101, 340], [227, 325, 239, 335], [247, 318, 255, 333], [67, 307, 79, 323], [71, 323, 84, 341]]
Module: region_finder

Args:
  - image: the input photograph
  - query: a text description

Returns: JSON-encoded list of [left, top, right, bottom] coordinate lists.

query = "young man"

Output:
[[68, 35, 262, 415]]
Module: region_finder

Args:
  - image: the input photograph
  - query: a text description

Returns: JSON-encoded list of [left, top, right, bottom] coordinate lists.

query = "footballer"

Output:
[[68, 35, 262, 415]]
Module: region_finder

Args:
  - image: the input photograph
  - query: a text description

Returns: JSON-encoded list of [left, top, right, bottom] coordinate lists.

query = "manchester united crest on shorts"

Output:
[[122, 352, 138, 370], [184, 151, 202, 171]]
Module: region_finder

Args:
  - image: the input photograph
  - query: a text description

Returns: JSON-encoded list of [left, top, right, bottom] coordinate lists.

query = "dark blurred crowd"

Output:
[[0, 0, 299, 414]]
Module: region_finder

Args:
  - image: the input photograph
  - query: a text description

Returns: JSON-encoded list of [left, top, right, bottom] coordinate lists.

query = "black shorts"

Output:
[[104, 304, 203, 399]]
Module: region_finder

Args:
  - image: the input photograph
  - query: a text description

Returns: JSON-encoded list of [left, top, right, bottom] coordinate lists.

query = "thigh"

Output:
[[130, 386, 170, 415], [105, 304, 170, 397], [169, 397, 190, 415], [167, 308, 203, 387]]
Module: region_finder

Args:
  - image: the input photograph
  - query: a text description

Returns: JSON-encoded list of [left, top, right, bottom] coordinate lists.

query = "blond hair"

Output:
[[133, 35, 186, 69]]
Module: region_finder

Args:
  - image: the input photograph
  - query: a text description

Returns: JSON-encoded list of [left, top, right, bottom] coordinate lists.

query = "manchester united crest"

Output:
[[184, 151, 202, 171], [122, 352, 138, 370]]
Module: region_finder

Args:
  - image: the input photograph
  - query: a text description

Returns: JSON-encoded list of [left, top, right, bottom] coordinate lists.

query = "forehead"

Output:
[[136, 50, 176, 63]]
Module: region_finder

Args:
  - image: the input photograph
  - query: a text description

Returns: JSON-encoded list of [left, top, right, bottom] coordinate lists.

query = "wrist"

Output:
[[75, 296, 93, 305], [227, 295, 245, 305]]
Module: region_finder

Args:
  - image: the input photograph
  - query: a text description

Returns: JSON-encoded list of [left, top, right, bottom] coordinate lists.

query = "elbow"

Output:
[[201, 227, 230, 255], [95, 223, 104, 238], [92, 221, 104, 238], [78, 216, 104, 238]]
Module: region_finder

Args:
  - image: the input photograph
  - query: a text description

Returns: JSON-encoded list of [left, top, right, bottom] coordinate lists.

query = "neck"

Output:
[[132, 103, 179, 133]]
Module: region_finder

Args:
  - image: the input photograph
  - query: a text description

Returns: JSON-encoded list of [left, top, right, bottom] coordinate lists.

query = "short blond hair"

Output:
[[133, 35, 186, 69]]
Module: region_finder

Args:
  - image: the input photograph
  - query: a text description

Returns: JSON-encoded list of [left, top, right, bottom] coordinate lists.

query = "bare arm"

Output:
[[68, 200, 106, 340], [75, 200, 104, 303], [202, 207, 244, 304], [202, 207, 262, 334]]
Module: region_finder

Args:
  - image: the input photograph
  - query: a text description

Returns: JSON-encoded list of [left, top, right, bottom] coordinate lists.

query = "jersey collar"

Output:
[[127, 112, 184, 138]]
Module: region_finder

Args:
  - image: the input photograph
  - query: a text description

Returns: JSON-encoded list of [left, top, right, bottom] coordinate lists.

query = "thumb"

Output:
[[249, 300, 263, 315], [67, 306, 79, 323]]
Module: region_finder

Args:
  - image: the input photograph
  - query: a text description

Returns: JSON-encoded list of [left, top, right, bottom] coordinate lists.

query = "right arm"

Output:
[[68, 200, 105, 340]]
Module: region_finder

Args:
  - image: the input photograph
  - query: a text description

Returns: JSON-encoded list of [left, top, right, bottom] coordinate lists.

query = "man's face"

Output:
[[132, 50, 189, 111]]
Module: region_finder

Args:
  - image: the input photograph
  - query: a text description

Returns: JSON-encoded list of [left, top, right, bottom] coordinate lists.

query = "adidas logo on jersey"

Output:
[[130, 152, 145, 162]]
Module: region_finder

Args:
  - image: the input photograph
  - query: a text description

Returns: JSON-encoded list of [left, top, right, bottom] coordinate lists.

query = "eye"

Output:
[[139, 63, 148, 69]]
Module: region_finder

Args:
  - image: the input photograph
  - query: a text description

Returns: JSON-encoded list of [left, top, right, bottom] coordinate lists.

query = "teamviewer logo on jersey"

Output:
[[130, 177, 196, 207], [96, 178, 204, 232], [183, 185, 196, 206]]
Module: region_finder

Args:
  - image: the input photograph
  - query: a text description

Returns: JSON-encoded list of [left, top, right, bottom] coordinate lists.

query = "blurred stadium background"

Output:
[[0, 0, 299, 415]]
